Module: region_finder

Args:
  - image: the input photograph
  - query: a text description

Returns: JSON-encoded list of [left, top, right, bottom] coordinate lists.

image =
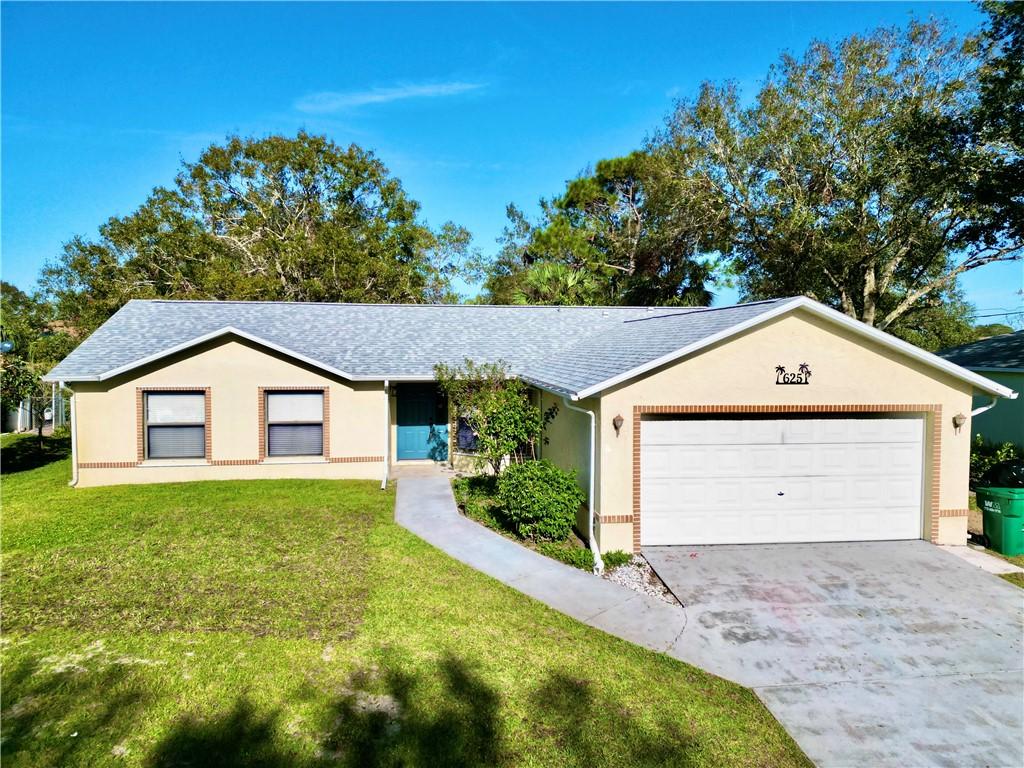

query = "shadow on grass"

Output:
[[0, 654, 149, 765], [148, 654, 504, 768], [147, 698, 292, 768], [4, 651, 702, 767], [146, 655, 700, 768], [530, 672, 698, 768], [1, 434, 71, 474]]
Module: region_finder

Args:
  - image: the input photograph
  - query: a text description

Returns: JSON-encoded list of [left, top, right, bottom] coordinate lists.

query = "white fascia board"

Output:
[[962, 366, 1024, 375], [572, 296, 1017, 400]]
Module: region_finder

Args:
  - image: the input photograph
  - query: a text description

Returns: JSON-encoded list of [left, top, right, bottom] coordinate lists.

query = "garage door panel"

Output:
[[640, 417, 924, 545], [648, 443, 918, 480], [783, 446, 814, 474]]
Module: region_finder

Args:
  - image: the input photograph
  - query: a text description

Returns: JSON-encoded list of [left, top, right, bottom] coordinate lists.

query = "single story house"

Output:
[[938, 330, 1023, 448], [45, 296, 1017, 552]]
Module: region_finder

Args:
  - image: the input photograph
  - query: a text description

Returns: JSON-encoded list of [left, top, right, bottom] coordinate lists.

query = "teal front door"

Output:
[[396, 384, 449, 461]]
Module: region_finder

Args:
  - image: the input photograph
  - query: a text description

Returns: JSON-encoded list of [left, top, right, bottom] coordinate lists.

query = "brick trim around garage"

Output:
[[631, 403, 943, 552], [600, 514, 634, 524], [136, 386, 212, 464]]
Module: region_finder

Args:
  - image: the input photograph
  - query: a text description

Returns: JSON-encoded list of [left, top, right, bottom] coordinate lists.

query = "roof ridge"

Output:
[[622, 298, 787, 323], [133, 299, 649, 310], [128, 297, 786, 312]]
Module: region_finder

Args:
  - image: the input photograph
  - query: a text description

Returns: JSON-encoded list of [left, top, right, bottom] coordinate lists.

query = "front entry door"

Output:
[[396, 384, 449, 461]]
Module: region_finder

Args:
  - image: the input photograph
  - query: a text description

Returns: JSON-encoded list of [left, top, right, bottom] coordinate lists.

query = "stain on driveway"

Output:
[[645, 541, 1024, 768]]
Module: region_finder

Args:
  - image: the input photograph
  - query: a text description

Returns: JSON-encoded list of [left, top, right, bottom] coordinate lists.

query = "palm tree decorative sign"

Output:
[[775, 363, 812, 385]]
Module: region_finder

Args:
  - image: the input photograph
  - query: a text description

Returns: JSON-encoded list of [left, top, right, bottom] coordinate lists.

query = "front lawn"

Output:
[[1, 434, 809, 767]]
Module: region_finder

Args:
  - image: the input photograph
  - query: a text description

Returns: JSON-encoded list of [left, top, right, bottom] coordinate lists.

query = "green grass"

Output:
[[1, 434, 809, 767], [998, 571, 1024, 588]]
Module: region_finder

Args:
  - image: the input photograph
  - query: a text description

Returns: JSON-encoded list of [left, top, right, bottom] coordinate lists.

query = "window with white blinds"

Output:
[[266, 391, 324, 457], [146, 392, 206, 459]]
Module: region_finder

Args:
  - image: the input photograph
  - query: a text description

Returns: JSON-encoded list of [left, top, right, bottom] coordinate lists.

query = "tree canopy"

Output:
[[481, 15, 1021, 349], [14, 13, 1023, 357], [40, 132, 476, 336], [483, 153, 716, 307]]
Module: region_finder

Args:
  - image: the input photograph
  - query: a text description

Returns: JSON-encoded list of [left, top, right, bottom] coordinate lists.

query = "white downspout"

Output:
[[381, 380, 390, 490], [67, 384, 79, 487], [971, 396, 1001, 418], [562, 396, 604, 575]]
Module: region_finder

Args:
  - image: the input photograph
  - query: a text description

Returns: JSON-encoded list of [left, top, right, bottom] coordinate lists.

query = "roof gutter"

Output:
[[67, 384, 79, 488], [561, 397, 604, 575], [971, 395, 1002, 418]]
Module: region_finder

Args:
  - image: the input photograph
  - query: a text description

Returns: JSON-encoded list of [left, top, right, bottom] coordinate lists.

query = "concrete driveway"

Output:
[[645, 541, 1024, 768]]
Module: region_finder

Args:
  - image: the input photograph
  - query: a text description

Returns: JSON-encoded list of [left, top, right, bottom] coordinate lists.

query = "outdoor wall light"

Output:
[[952, 413, 967, 432], [612, 414, 624, 436]]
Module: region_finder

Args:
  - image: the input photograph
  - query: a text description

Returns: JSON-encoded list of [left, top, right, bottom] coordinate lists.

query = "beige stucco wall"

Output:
[[594, 309, 976, 551], [72, 336, 387, 487], [539, 390, 597, 537]]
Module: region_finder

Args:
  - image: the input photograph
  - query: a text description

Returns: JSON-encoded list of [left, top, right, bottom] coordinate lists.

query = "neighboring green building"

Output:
[[940, 331, 1023, 447]]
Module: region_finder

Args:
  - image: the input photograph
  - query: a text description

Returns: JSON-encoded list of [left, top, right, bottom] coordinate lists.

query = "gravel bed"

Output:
[[603, 555, 679, 605]]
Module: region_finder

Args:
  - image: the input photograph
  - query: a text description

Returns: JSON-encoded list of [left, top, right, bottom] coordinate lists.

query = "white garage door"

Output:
[[640, 417, 924, 546]]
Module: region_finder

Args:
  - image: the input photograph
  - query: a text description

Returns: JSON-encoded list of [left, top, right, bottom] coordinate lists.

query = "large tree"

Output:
[[41, 132, 475, 336], [969, 0, 1023, 247], [483, 153, 716, 306], [653, 19, 1020, 338], [0, 281, 77, 364]]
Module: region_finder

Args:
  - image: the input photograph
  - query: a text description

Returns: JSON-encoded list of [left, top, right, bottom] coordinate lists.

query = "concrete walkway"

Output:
[[939, 543, 1024, 575], [393, 467, 688, 652], [394, 468, 1024, 768]]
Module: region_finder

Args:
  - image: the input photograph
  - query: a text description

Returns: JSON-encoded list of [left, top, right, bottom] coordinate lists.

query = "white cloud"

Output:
[[295, 81, 485, 113]]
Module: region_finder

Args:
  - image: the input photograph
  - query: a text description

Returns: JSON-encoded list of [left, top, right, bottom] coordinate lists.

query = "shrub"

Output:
[[970, 435, 1024, 488], [50, 424, 71, 440], [452, 474, 497, 504], [497, 460, 584, 541], [452, 475, 505, 532], [436, 360, 557, 476], [536, 541, 594, 571], [602, 550, 632, 570]]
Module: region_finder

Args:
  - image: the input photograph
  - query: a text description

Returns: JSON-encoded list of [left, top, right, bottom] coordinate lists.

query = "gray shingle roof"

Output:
[[45, 298, 793, 396], [938, 331, 1024, 371], [522, 301, 789, 395]]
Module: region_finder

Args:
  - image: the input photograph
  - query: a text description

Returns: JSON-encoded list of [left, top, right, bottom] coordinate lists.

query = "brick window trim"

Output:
[[631, 403, 944, 552], [258, 386, 331, 462], [136, 387, 212, 464]]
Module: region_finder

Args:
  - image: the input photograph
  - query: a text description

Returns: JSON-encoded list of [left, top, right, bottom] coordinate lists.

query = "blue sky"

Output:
[[3, 1, 1021, 320]]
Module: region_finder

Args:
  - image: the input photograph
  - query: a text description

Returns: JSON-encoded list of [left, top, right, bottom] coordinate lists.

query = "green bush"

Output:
[[50, 424, 71, 440], [602, 550, 632, 570], [497, 460, 584, 541], [536, 541, 594, 571], [970, 435, 1024, 488], [453, 475, 505, 532]]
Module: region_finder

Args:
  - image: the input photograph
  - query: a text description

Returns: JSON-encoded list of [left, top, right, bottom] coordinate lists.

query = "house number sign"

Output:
[[775, 363, 812, 385]]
